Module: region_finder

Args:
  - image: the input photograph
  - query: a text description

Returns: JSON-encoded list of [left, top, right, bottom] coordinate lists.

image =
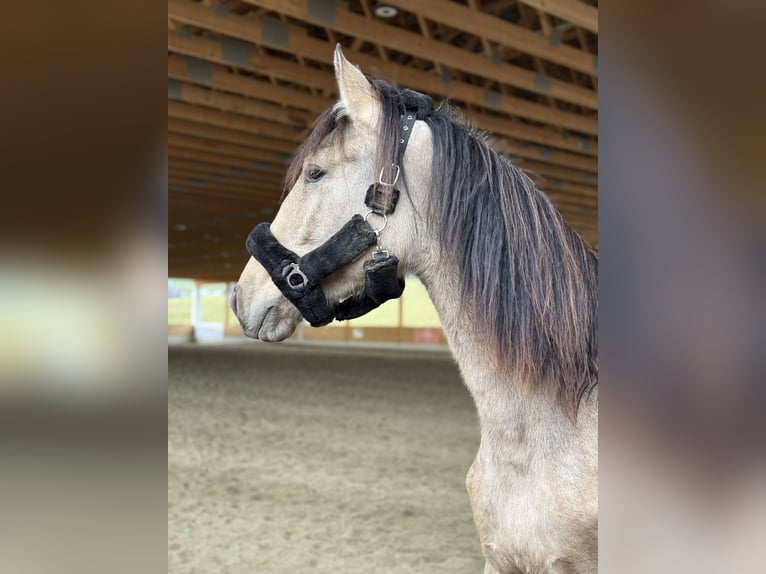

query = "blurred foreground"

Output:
[[0, 2, 167, 572], [0, 0, 764, 572], [600, 0, 766, 572]]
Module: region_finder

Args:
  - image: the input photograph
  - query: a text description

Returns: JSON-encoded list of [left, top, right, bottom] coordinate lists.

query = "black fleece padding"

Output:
[[399, 89, 433, 120], [334, 254, 405, 321], [246, 214, 378, 327], [246, 222, 335, 326], [334, 296, 379, 321], [365, 183, 401, 216], [299, 215, 378, 280], [364, 253, 404, 304]]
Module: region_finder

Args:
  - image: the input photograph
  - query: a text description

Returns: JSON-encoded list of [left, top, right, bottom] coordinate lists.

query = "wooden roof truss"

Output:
[[168, 0, 598, 279]]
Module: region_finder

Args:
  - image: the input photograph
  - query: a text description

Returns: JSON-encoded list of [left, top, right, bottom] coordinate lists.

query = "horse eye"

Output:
[[305, 166, 325, 183]]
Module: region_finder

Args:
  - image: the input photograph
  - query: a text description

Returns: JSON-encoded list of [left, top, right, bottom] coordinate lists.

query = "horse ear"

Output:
[[333, 44, 379, 128]]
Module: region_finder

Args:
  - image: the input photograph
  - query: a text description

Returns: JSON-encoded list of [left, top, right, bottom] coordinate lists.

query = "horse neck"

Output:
[[399, 123, 594, 447], [408, 222, 589, 453]]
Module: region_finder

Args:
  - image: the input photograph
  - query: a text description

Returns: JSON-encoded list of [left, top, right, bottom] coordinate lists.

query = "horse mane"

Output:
[[285, 77, 598, 417]]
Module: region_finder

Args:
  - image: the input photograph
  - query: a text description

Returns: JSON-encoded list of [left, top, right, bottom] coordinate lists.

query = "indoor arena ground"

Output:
[[168, 343, 484, 573]]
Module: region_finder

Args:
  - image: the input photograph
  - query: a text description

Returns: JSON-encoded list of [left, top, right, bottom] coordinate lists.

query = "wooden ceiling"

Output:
[[168, 0, 598, 280]]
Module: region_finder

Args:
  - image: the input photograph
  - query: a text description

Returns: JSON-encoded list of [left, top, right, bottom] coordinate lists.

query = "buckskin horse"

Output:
[[231, 46, 598, 574]]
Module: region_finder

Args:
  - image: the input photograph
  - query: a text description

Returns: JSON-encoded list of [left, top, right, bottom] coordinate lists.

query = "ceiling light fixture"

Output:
[[373, 3, 399, 18]]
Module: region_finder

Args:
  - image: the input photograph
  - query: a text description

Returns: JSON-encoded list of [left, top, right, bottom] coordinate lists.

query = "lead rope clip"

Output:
[[363, 209, 390, 260]]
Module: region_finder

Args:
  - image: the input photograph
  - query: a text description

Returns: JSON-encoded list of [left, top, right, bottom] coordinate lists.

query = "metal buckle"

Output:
[[283, 262, 309, 291], [377, 164, 400, 187]]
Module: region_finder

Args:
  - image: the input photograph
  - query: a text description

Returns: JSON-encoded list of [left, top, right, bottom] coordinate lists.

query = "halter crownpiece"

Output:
[[397, 89, 433, 159], [245, 88, 433, 327], [364, 90, 433, 216]]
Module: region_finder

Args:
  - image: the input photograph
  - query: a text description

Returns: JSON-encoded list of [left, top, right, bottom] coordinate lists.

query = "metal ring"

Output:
[[377, 164, 400, 187], [363, 210, 388, 234], [283, 262, 308, 291]]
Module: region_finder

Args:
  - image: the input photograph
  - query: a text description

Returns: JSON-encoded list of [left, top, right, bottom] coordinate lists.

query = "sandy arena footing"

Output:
[[169, 343, 484, 573]]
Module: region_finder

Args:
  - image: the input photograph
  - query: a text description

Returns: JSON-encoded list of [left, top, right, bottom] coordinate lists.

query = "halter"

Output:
[[246, 90, 433, 327]]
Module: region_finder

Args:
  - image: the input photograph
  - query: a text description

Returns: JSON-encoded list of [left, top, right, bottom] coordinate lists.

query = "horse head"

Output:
[[231, 46, 432, 340]]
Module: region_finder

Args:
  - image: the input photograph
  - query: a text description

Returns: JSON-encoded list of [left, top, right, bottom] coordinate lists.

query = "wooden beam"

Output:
[[168, 80, 314, 126], [169, 184, 280, 202], [169, 195, 276, 214], [517, 0, 598, 34], [170, 175, 282, 196], [168, 173, 281, 189], [539, 179, 597, 198], [168, 133, 294, 165], [475, 115, 597, 157], [384, 0, 597, 76], [169, 163, 285, 184], [169, 213, 268, 229], [493, 138, 596, 173], [169, 174, 282, 197], [168, 31, 597, 154], [243, 0, 596, 109], [169, 145, 289, 172], [168, 119, 298, 154], [168, 31, 334, 92], [170, 73, 597, 173], [168, 54, 326, 113], [511, 158, 597, 186], [546, 198, 597, 214], [168, 101, 304, 141], [169, 155, 286, 177], [167, 0, 597, 134], [413, 14, 444, 77], [169, 184, 278, 205]]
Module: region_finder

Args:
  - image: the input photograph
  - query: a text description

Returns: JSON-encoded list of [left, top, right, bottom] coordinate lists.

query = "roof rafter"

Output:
[[383, 0, 597, 76], [167, 0, 597, 135], [243, 0, 597, 109], [518, 0, 598, 34]]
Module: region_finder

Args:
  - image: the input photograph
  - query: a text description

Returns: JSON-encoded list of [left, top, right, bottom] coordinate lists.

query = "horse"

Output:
[[231, 45, 598, 574]]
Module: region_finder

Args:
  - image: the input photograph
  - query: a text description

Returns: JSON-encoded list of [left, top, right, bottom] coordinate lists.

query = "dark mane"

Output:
[[287, 78, 598, 417]]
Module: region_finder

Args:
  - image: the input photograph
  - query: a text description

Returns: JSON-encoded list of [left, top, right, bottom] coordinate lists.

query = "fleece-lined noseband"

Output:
[[245, 90, 433, 327]]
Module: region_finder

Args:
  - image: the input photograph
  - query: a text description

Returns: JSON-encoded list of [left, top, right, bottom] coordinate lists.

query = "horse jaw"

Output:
[[232, 256, 302, 341]]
